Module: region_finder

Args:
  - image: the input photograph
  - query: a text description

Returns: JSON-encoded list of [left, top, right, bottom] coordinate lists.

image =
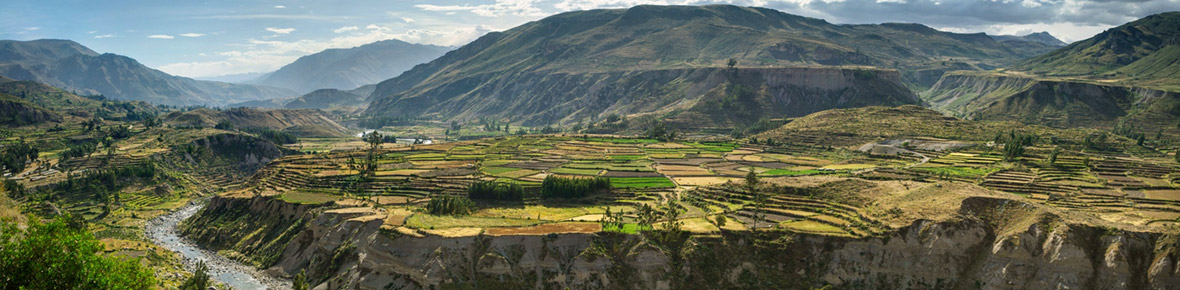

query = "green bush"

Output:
[[0, 215, 156, 289], [426, 195, 475, 215]]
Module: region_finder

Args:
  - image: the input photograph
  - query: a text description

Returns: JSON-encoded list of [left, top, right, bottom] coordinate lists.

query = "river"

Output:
[[144, 200, 291, 289]]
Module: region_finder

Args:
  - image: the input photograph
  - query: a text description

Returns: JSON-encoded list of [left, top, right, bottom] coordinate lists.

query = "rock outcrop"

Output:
[[183, 194, 1180, 289]]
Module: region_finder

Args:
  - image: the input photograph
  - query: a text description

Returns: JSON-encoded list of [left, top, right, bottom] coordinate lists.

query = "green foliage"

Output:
[[540, 176, 611, 199], [179, 262, 211, 290], [60, 141, 98, 161], [646, 122, 677, 142], [0, 215, 155, 289], [214, 119, 233, 130], [51, 161, 157, 205], [1003, 133, 1037, 161], [293, 269, 309, 290], [730, 118, 783, 137], [243, 127, 298, 144], [467, 181, 526, 201], [0, 140, 38, 174], [426, 195, 475, 215]]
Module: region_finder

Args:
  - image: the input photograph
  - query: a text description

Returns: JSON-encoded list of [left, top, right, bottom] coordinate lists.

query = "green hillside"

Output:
[[365, 5, 1052, 128], [1017, 12, 1180, 91]]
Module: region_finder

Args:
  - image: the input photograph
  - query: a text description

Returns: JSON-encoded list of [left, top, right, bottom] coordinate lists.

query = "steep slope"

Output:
[[0, 93, 59, 126], [990, 32, 1068, 57], [364, 5, 1047, 127], [0, 79, 158, 120], [754, 105, 1110, 147], [162, 108, 349, 137], [924, 71, 1180, 133], [1017, 12, 1180, 90], [256, 39, 450, 94], [185, 190, 1180, 289], [923, 13, 1180, 132], [283, 89, 364, 109], [0, 39, 296, 106]]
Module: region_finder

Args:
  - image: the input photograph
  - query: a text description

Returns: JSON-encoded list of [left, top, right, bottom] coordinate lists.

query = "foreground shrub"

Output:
[[0, 215, 156, 289]]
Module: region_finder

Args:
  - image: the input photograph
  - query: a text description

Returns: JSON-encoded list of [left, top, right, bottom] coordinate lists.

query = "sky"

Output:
[[2, 0, 1176, 78]]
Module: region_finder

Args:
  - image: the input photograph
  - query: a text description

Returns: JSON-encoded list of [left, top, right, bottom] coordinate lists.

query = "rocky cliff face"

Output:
[[923, 72, 1180, 131], [183, 195, 1180, 289], [0, 97, 59, 126], [162, 108, 349, 137], [369, 66, 918, 128]]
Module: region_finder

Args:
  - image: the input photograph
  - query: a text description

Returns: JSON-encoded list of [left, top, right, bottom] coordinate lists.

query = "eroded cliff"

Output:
[[182, 194, 1180, 290]]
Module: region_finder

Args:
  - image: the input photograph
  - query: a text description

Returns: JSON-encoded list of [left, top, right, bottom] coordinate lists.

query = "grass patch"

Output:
[[550, 167, 603, 176], [761, 169, 824, 176], [911, 166, 999, 179], [610, 177, 676, 189], [280, 191, 338, 205], [405, 214, 541, 229]]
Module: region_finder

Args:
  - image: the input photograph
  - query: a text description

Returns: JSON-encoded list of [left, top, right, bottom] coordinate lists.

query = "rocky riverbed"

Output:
[[144, 200, 291, 289]]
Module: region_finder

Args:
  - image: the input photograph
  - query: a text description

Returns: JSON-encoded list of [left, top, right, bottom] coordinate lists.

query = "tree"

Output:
[[0, 215, 156, 289], [1048, 147, 1060, 165], [180, 262, 211, 290], [293, 269, 309, 290], [746, 169, 766, 230], [727, 58, 737, 69], [214, 120, 233, 130]]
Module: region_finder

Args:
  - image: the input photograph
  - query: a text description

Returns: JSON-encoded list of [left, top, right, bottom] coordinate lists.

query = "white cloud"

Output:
[[274, 5, 286, 9], [94, 34, 115, 39], [148, 34, 175, 39], [333, 26, 359, 33], [402, 17, 416, 23], [415, 0, 546, 17], [366, 24, 391, 31], [266, 27, 296, 34], [179, 33, 205, 37], [24, 27, 40, 31]]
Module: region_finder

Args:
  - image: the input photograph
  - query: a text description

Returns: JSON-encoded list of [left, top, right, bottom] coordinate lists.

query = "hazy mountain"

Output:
[[256, 39, 450, 94], [0, 39, 296, 106], [284, 89, 365, 109], [991, 32, 1067, 47], [230, 84, 376, 110], [364, 5, 1054, 127], [195, 72, 270, 83]]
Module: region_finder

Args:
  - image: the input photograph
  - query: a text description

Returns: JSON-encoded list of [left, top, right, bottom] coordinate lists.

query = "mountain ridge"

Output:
[[256, 39, 450, 94], [364, 4, 1051, 128], [0, 39, 296, 106]]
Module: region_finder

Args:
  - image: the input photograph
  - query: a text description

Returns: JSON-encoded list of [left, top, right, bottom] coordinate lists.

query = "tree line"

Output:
[[540, 176, 611, 199]]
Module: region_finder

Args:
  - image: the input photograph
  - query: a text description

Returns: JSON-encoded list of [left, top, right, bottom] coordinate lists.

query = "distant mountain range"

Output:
[[923, 12, 1180, 135], [0, 39, 295, 106], [254, 39, 450, 94], [363, 5, 1062, 127]]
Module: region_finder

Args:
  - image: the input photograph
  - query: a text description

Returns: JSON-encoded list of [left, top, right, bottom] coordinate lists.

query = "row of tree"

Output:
[[540, 176, 611, 199], [467, 181, 526, 201], [426, 195, 475, 215]]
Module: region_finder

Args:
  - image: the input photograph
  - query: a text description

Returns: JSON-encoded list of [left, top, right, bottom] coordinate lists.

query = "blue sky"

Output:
[[3, 0, 1176, 78]]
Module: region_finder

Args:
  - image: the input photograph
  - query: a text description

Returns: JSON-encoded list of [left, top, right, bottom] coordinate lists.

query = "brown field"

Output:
[[485, 222, 601, 235]]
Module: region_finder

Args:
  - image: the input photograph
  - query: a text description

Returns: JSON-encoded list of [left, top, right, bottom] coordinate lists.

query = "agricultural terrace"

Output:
[[230, 132, 1180, 239]]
